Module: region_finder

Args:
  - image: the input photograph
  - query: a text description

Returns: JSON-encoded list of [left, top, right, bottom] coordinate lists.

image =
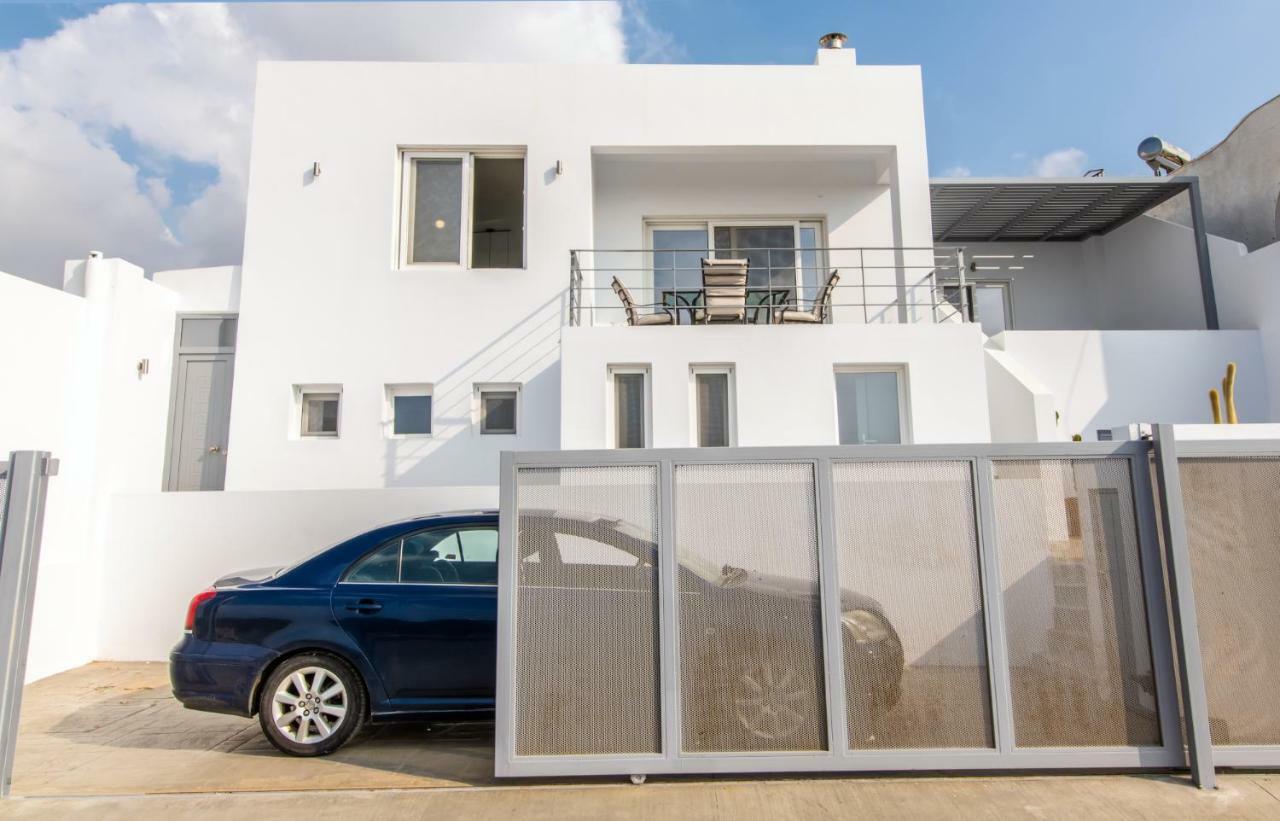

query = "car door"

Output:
[[332, 524, 498, 705]]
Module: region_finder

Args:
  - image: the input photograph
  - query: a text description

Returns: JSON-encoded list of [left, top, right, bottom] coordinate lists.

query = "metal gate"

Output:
[[496, 440, 1195, 780]]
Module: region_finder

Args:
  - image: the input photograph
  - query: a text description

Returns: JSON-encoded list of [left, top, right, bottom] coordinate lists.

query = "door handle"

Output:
[[345, 599, 382, 614]]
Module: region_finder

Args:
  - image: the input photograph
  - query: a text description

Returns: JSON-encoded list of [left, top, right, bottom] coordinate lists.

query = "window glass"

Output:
[[345, 541, 400, 583], [471, 157, 524, 268], [614, 371, 646, 449], [695, 372, 730, 447], [836, 371, 902, 445], [401, 527, 498, 584], [393, 394, 432, 435], [481, 390, 518, 434], [411, 158, 463, 263], [302, 393, 339, 437], [180, 317, 237, 349]]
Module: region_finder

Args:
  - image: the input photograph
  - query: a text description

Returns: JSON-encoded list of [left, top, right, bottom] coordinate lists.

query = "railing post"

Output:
[[860, 248, 868, 325], [1151, 424, 1217, 789], [956, 247, 970, 323], [568, 251, 581, 327]]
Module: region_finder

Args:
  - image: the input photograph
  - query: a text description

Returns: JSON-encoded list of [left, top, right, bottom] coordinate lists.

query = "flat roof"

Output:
[[930, 177, 1190, 242]]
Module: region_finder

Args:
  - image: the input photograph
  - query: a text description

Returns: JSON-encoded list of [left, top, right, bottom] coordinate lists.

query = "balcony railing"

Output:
[[568, 246, 970, 327]]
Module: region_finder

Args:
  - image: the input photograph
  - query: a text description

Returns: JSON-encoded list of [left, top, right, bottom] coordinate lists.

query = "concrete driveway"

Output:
[[6, 662, 1280, 819]]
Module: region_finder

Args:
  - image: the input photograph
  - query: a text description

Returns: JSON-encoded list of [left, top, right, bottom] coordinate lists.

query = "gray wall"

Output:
[[1148, 94, 1280, 252]]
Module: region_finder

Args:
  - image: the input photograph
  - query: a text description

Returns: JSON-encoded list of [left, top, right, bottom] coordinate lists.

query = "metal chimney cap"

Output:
[[818, 32, 848, 49]]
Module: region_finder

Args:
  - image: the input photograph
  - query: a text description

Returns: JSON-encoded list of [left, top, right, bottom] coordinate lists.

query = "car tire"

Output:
[[258, 653, 366, 756]]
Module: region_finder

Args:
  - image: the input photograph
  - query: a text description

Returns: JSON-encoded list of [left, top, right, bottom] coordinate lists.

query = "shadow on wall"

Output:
[[380, 291, 565, 487]]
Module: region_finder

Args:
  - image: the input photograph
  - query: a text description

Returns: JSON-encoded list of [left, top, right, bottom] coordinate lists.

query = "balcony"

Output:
[[568, 246, 973, 327]]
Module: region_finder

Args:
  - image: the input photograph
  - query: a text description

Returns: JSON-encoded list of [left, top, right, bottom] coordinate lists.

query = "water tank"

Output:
[[1138, 136, 1192, 175]]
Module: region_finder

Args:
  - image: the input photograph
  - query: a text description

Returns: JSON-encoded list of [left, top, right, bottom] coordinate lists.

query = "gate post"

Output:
[[0, 452, 56, 797], [1150, 425, 1216, 789]]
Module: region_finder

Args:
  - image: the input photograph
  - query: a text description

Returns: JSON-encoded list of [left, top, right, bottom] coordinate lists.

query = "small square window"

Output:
[[478, 386, 519, 435], [386, 384, 433, 437], [301, 392, 340, 437]]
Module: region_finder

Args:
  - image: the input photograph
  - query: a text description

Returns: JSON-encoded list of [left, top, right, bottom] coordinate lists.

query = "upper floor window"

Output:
[[399, 150, 525, 269], [609, 366, 650, 449], [691, 365, 735, 447]]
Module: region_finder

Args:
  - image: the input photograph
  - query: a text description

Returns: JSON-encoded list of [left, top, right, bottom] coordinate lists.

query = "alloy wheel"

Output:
[[270, 666, 348, 744]]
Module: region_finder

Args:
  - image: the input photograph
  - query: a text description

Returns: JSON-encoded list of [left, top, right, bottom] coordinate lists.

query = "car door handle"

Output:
[[345, 599, 382, 614]]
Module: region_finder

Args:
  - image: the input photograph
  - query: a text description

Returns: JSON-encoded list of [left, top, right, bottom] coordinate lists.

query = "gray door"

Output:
[[167, 354, 234, 491]]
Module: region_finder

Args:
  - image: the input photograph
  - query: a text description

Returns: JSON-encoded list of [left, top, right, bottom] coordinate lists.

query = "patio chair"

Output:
[[697, 258, 749, 324], [611, 277, 675, 326], [775, 269, 840, 324]]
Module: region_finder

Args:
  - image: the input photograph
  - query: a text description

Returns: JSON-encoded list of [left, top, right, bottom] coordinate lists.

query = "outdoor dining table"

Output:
[[661, 288, 794, 325]]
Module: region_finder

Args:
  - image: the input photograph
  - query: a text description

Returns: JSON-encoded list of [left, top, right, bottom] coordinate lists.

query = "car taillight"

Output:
[[184, 587, 217, 633]]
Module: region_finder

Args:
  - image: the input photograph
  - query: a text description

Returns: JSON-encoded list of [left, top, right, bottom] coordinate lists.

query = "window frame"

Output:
[[385, 383, 434, 439], [832, 364, 911, 446], [607, 365, 652, 449], [339, 525, 501, 587], [476, 383, 521, 436], [643, 217, 827, 297], [689, 364, 736, 447], [297, 387, 342, 439], [397, 148, 527, 271]]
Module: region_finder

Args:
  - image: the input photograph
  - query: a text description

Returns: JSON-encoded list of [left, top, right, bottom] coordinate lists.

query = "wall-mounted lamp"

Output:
[[555, 160, 564, 177], [136, 358, 150, 379], [312, 161, 322, 178]]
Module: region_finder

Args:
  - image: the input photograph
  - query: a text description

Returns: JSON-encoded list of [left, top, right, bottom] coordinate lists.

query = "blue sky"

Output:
[[2, 1, 1278, 282]]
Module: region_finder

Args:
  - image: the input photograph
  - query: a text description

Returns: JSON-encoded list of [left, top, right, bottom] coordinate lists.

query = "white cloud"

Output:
[[940, 165, 972, 178], [0, 2, 640, 286], [1030, 147, 1088, 178]]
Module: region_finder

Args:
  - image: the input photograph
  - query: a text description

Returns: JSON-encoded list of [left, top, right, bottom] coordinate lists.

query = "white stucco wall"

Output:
[[97, 486, 496, 662], [1214, 239, 1280, 420], [993, 330, 1268, 441], [224, 58, 934, 490], [560, 323, 992, 449]]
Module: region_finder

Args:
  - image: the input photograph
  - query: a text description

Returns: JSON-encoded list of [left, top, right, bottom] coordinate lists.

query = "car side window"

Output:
[[401, 526, 499, 585], [344, 541, 401, 583]]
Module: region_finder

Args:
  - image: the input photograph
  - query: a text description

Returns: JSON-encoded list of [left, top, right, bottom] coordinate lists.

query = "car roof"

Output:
[[384, 509, 498, 526]]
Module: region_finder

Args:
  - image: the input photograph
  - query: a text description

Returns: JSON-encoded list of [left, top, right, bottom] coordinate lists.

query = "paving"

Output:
[[5, 661, 1280, 819]]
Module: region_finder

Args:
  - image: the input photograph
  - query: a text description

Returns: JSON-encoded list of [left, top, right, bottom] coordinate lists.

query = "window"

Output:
[[610, 366, 650, 449], [345, 541, 401, 583], [299, 389, 340, 438], [834, 367, 907, 445], [943, 281, 1013, 337], [691, 366, 734, 447], [400, 151, 525, 268], [386, 384, 433, 437], [477, 384, 519, 435], [344, 526, 499, 585], [648, 220, 826, 309], [179, 315, 237, 349]]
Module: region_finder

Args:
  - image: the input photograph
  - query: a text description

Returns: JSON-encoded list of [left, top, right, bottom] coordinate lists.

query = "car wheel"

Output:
[[258, 653, 366, 756], [732, 655, 811, 742]]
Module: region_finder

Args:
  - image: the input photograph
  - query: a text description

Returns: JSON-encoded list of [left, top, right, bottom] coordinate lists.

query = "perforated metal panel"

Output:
[[674, 462, 827, 753], [512, 465, 661, 756], [833, 460, 994, 749], [1179, 456, 1280, 746], [992, 459, 1161, 748]]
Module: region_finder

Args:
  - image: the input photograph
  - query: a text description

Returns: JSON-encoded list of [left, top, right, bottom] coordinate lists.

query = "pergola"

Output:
[[929, 176, 1218, 328]]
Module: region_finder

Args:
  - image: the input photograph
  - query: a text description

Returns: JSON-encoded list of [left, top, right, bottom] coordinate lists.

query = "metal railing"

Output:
[[567, 246, 970, 327]]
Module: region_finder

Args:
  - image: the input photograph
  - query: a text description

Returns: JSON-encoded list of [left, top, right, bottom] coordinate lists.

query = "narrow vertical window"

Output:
[[471, 157, 524, 268], [612, 368, 649, 449], [409, 158, 464, 264], [835, 369, 905, 445], [693, 367, 734, 447]]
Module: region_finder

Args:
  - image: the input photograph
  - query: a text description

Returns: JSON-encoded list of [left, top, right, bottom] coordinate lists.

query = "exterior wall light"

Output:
[[311, 161, 322, 178]]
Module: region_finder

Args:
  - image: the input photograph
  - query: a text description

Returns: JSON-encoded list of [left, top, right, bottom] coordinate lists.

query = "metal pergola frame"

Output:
[[495, 440, 1196, 782], [929, 176, 1218, 329]]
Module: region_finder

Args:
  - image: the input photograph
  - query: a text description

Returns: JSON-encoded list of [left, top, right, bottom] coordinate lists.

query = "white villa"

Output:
[[4, 34, 1280, 681]]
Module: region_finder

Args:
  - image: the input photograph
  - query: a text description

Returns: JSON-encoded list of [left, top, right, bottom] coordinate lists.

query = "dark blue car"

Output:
[[172, 509, 904, 756]]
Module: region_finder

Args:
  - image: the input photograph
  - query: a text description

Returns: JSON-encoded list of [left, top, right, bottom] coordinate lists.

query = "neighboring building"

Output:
[[1147, 93, 1280, 252]]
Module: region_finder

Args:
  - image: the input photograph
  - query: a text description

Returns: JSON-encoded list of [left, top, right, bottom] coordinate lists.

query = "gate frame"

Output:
[[496, 442, 1185, 779], [0, 452, 57, 797], [1155, 427, 1280, 777]]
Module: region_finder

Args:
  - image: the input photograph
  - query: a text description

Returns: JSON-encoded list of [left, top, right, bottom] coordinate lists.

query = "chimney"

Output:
[[816, 32, 856, 66]]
